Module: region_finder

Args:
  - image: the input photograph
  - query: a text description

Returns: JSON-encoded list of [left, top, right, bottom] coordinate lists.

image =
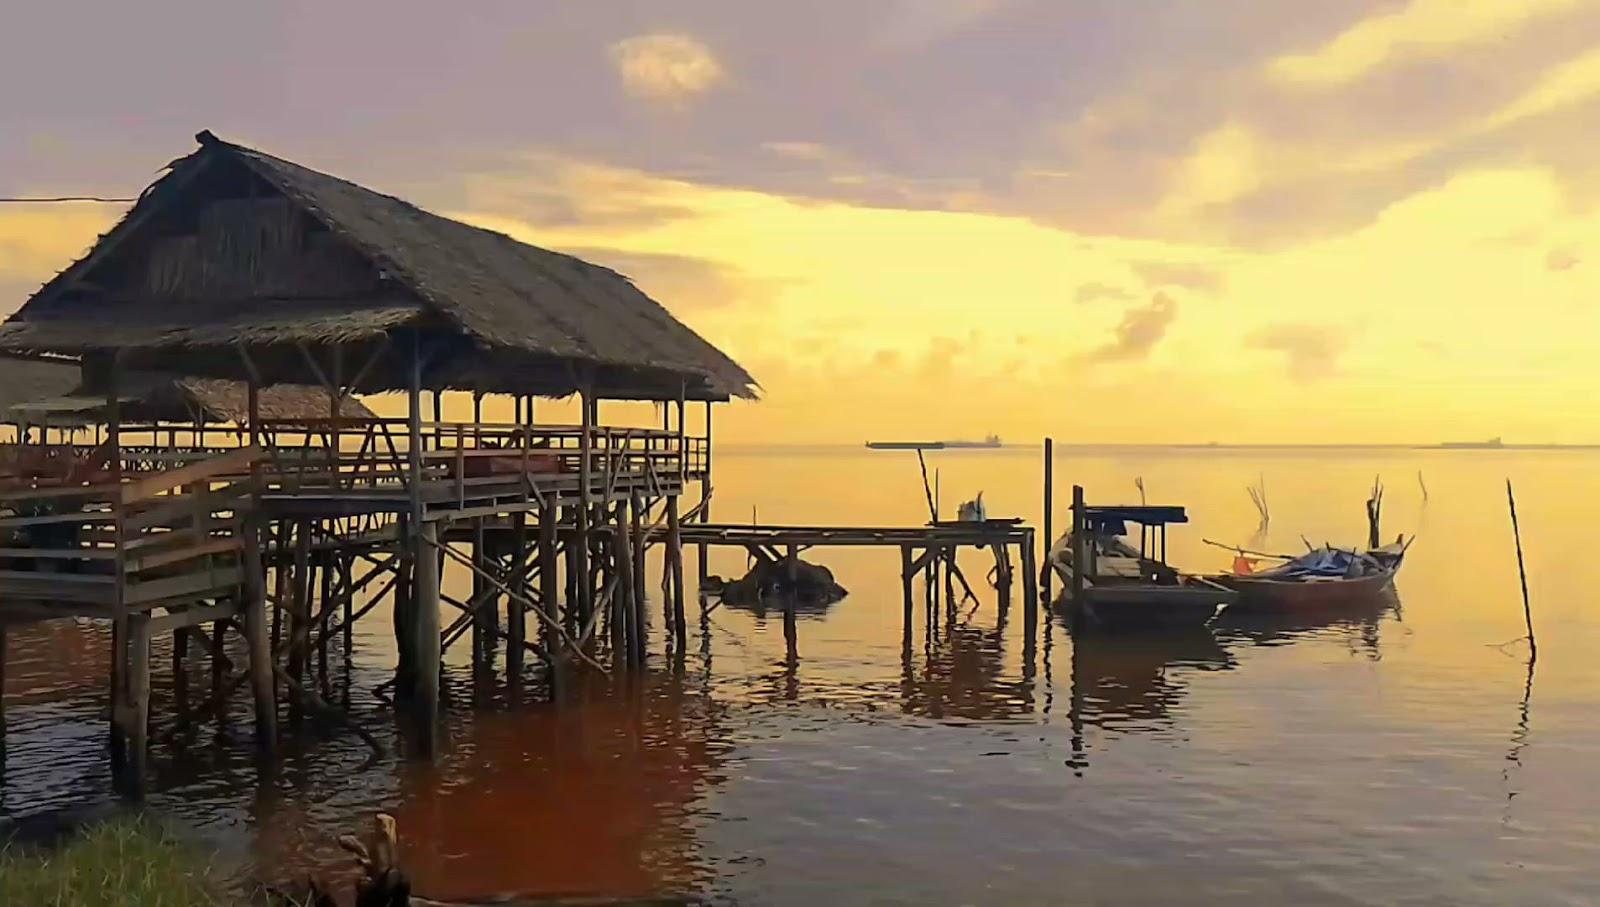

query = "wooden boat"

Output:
[[1214, 541, 1406, 611], [1048, 500, 1236, 630]]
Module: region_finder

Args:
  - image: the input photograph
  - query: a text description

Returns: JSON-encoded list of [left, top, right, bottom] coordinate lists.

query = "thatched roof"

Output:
[[0, 131, 756, 401], [0, 357, 372, 424]]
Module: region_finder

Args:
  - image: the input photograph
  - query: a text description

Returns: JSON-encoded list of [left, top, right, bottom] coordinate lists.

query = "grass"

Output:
[[0, 816, 228, 906]]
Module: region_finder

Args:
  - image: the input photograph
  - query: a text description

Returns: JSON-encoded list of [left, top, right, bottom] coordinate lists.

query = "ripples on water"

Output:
[[3, 447, 1599, 905]]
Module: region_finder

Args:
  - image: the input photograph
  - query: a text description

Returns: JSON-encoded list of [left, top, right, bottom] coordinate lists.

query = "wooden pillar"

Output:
[[630, 495, 647, 664], [471, 517, 489, 669], [342, 550, 354, 657], [901, 545, 914, 646], [575, 382, 594, 630], [1069, 485, 1085, 607], [613, 501, 637, 665], [508, 511, 528, 674], [1021, 529, 1039, 640], [667, 495, 686, 650], [106, 355, 127, 770], [243, 377, 277, 752], [392, 523, 415, 700], [172, 624, 190, 711], [289, 520, 312, 699], [414, 520, 442, 747], [317, 548, 333, 694], [0, 621, 7, 746], [124, 613, 152, 796], [539, 505, 563, 696], [698, 400, 713, 592], [1043, 437, 1054, 603], [783, 545, 799, 664]]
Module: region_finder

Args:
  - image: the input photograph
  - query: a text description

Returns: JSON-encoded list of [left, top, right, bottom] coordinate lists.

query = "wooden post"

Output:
[[508, 511, 528, 674], [538, 503, 562, 696], [414, 520, 442, 748], [471, 517, 488, 669], [173, 624, 190, 711], [290, 520, 312, 698], [783, 545, 799, 664], [125, 613, 152, 795], [244, 377, 277, 752], [0, 621, 6, 746], [667, 495, 686, 650], [342, 550, 354, 658], [1507, 480, 1537, 661], [613, 499, 637, 665], [901, 545, 914, 645], [576, 381, 594, 630], [1070, 485, 1085, 608], [698, 400, 713, 592], [631, 495, 647, 664], [106, 355, 127, 771], [1043, 437, 1054, 602], [1020, 530, 1038, 642]]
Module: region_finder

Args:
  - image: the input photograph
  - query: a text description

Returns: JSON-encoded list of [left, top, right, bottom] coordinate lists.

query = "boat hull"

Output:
[[1218, 568, 1397, 612]]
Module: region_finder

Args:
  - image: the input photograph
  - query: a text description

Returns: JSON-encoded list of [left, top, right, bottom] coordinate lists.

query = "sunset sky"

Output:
[[4, 1, 1600, 443]]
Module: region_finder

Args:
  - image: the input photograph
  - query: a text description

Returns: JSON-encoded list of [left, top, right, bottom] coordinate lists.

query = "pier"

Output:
[[0, 131, 1043, 795]]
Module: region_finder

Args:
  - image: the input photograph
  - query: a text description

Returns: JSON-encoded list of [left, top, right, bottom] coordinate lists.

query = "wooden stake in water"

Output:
[[1506, 479, 1536, 662]]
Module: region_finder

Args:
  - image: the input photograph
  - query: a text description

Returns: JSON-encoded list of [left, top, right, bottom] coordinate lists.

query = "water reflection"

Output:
[[899, 622, 1034, 721], [1213, 594, 1396, 656], [1068, 627, 1235, 731]]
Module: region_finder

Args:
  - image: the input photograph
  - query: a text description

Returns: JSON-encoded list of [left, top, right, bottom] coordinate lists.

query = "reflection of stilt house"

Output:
[[0, 131, 754, 792]]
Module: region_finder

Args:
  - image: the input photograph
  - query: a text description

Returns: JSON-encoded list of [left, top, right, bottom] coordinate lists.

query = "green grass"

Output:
[[0, 817, 228, 907]]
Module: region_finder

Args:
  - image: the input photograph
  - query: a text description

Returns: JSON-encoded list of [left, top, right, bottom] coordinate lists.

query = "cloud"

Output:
[[1478, 46, 1600, 132], [556, 246, 782, 312], [609, 33, 725, 106], [1073, 281, 1136, 304], [1132, 260, 1225, 294], [1547, 246, 1581, 272], [1269, 0, 1585, 87], [1249, 323, 1350, 382], [1085, 293, 1178, 362]]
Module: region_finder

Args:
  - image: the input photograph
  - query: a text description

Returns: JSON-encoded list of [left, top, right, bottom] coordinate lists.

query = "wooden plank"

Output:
[[126, 537, 241, 574], [0, 546, 117, 560], [119, 446, 262, 504], [147, 601, 239, 635], [124, 566, 243, 606]]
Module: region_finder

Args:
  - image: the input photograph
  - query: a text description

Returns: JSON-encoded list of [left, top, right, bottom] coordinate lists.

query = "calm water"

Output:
[[3, 446, 1599, 905]]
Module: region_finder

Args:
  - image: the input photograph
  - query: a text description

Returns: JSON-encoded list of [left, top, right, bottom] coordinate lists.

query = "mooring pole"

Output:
[[784, 545, 799, 664], [243, 375, 277, 753], [1043, 437, 1054, 603], [407, 332, 440, 752]]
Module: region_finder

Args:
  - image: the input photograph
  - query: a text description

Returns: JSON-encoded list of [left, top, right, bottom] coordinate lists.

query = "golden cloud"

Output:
[[609, 33, 726, 106], [1269, 0, 1585, 87]]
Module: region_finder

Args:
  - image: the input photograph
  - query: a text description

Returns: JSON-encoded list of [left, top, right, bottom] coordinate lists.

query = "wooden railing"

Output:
[[0, 446, 260, 615]]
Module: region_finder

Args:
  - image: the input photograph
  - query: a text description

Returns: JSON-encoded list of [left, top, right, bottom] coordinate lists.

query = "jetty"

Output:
[[0, 131, 1039, 795]]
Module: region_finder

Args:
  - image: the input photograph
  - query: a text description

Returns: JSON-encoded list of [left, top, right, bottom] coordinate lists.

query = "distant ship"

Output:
[[866, 434, 1001, 450], [1439, 437, 1504, 449]]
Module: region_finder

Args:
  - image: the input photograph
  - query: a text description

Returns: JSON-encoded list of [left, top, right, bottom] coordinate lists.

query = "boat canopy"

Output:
[[1082, 505, 1188, 537]]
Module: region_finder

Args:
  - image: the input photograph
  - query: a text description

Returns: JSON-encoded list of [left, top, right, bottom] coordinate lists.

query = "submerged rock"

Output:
[[704, 557, 847, 608]]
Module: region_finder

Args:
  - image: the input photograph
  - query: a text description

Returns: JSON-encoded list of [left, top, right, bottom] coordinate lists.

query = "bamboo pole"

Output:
[[1507, 480, 1536, 661], [783, 545, 799, 664], [243, 376, 277, 753]]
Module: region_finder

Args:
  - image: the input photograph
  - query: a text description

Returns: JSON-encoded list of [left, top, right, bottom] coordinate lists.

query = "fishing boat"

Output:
[[1209, 480, 1408, 611], [1214, 541, 1406, 611], [1047, 499, 1236, 630]]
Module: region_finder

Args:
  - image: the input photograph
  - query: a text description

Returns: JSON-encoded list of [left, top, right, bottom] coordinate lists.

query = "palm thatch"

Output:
[[0, 131, 756, 401]]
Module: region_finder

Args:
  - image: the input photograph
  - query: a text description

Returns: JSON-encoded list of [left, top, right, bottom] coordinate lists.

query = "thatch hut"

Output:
[[0, 130, 755, 402]]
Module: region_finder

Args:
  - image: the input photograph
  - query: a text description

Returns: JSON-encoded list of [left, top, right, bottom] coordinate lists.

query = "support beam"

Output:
[[414, 520, 442, 751], [667, 495, 686, 651], [783, 545, 799, 665]]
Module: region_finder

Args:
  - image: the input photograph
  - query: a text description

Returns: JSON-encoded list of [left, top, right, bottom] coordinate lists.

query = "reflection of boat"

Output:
[[1068, 626, 1234, 726], [1214, 543, 1406, 612], [1440, 436, 1503, 449], [1048, 496, 1236, 630], [1214, 594, 1393, 648]]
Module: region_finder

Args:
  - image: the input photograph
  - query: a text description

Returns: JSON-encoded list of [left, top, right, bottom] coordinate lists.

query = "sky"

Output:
[[4, 0, 1600, 443]]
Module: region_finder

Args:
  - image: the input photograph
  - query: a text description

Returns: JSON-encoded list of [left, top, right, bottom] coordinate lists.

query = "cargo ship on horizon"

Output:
[[866, 434, 1002, 450]]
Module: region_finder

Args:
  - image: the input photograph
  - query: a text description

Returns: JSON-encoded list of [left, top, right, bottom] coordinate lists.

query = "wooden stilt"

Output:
[[783, 545, 799, 664], [471, 517, 488, 670], [109, 615, 127, 771], [173, 624, 190, 711], [1021, 530, 1039, 641], [290, 520, 312, 702], [317, 548, 333, 695], [667, 495, 686, 650], [342, 550, 354, 658], [508, 511, 528, 676], [631, 495, 647, 664], [125, 614, 152, 796], [613, 501, 637, 665], [414, 521, 442, 749], [576, 383, 595, 631], [1043, 438, 1054, 603], [901, 545, 915, 652], [539, 503, 562, 696], [243, 377, 277, 753]]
